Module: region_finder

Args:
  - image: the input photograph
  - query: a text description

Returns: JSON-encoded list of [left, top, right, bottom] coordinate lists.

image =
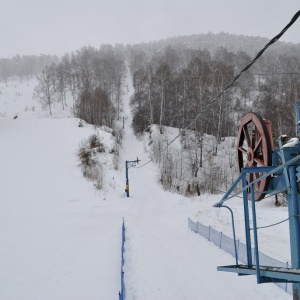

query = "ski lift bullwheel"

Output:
[[237, 112, 272, 201]]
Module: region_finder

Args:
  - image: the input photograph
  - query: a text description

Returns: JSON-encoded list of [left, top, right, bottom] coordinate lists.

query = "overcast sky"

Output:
[[1, 0, 299, 58]]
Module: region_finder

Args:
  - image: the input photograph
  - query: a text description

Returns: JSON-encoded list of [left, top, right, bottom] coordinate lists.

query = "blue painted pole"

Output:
[[287, 166, 300, 299], [242, 171, 253, 268], [221, 205, 239, 265], [125, 161, 129, 197], [295, 99, 300, 136], [250, 185, 261, 284], [124, 158, 140, 197]]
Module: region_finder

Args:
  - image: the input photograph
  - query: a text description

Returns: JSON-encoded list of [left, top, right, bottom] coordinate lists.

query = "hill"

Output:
[[0, 67, 293, 299], [131, 31, 300, 58]]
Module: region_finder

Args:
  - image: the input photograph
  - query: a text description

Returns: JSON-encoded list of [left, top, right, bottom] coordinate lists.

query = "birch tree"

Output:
[[33, 65, 57, 115]]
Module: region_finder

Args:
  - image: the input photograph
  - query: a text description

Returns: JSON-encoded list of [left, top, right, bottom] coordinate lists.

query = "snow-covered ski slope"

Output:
[[0, 74, 290, 299]]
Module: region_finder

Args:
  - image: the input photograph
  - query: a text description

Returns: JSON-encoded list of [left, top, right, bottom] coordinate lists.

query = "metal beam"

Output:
[[214, 154, 300, 206], [218, 265, 300, 283]]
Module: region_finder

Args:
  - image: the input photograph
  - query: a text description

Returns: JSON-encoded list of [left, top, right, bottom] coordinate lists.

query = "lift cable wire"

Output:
[[143, 165, 245, 197], [143, 165, 200, 183], [133, 10, 300, 169], [144, 166, 244, 198], [250, 215, 299, 231], [252, 72, 300, 76], [143, 164, 289, 201]]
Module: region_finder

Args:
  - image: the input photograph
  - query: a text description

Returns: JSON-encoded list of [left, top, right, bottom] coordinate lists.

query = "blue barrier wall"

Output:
[[119, 219, 126, 300], [188, 218, 292, 295]]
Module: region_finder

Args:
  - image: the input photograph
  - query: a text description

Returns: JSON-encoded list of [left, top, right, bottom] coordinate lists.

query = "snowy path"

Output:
[[115, 70, 290, 300]]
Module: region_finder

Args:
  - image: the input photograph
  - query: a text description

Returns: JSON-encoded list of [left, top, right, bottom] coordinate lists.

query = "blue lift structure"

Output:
[[214, 100, 300, 299], [125, 158, 140, 197]]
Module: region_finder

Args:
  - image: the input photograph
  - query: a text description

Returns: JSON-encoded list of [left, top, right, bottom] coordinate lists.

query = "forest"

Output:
[[31, 45, 126, 125], [1, 32, 300, 196], [0, 54, 58, 85]]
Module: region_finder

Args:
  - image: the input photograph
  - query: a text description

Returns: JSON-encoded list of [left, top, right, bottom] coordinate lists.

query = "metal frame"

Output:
[[214, 148, 300, 297], [125, 158, 140, 197], [213, 99, 300, 298]]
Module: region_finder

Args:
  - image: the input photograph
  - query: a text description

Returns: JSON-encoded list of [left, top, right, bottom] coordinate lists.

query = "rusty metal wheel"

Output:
[[237, 112, 272, 201]]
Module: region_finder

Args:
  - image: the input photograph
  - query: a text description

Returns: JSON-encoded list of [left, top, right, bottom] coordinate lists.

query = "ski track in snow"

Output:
[[0, 72, 291, 299]]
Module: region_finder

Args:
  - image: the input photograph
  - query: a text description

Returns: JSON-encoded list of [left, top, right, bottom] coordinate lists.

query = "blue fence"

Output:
[[188, 218, 292, 295], [119, 219, 126, 300]]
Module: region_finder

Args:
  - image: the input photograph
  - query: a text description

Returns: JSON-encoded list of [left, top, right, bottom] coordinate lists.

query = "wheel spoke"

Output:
[[251, 122, 255, 148], [254, 173, 261, 188], [243, 126, 251, 147], [238, 146, 247, 154], [249, 173, 253, 182], [253, 157, 265, 166], [253, 136, 262, 153]]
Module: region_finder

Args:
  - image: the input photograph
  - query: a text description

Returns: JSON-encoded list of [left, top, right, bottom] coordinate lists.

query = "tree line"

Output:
[[129, 47, 243, 151], [34, 45, 126, 127], [129, 45, 300, 141], [127, 44, 300, 196], [0, 54, 58, 85]]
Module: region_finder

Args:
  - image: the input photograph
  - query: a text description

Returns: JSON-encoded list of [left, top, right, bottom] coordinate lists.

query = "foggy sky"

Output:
[[1, 0, 299, 58]]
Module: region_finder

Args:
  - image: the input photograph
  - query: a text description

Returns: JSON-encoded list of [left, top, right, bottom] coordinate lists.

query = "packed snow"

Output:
[[0, 73, 292, 299]]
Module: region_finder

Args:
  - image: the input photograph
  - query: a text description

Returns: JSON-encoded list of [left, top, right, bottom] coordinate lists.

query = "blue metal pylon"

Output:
[[215, 159, 300, 298], [125, 158, 140, 197], [214, 99, 300, 299], [288, 165, 300, 297]]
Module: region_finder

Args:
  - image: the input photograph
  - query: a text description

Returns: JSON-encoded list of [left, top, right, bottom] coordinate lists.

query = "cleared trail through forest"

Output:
[[117, 67, 289, 300]]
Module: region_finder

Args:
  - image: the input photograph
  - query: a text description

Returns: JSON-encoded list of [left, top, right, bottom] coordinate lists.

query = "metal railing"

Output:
[[188, 218, 292, 295]]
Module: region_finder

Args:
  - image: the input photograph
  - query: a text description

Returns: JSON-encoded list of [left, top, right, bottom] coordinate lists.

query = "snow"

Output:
[[197, 196, 291, 264], [0, 73, 292, 299], [282, 137, 300, 147]]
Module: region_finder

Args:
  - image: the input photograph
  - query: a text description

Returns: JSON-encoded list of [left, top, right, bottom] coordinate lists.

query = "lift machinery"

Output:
[[214, 99, 300, 299]]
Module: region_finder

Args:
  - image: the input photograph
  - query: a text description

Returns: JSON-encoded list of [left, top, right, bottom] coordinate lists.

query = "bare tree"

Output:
[[155, 63, 172, 134], [33, 65, 57, 115]]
